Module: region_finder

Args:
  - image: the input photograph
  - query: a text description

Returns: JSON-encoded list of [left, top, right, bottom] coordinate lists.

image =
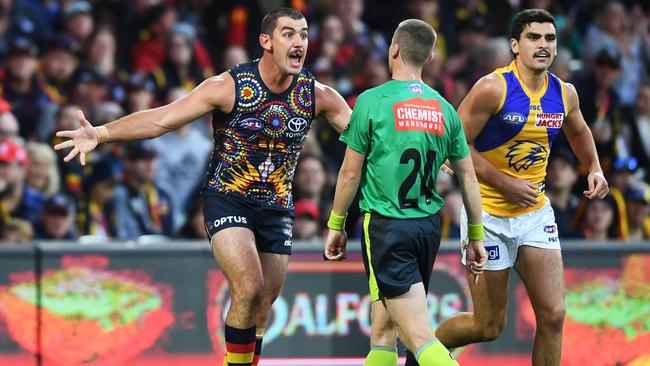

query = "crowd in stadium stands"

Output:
[[0, 0, 648, 243]]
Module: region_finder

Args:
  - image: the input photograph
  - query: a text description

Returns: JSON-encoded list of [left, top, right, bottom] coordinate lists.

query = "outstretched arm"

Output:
[[460, 74, 539, 208], [562, 83, 609, 199], [315, 80, 351, 134], [54, 72, 235, 165]]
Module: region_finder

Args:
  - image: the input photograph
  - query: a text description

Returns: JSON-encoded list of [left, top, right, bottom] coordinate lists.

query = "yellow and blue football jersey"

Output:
[[474, 61, 568, 217]]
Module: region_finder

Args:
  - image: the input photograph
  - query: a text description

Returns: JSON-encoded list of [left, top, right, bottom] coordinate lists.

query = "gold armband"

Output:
[[96, 126, 110, 144]]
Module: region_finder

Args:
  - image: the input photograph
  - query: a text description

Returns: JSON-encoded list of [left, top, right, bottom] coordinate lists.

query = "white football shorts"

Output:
[[460, 199, 561, 271]]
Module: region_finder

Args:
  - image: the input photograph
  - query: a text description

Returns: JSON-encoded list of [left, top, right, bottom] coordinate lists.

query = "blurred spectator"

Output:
[[0, 0, 51, 58], [468, 37, 511, 85], [606, 156, 643, 239], [131, 2, 217, 76], [445, 18, 488, 84], [1, 37, 54, 141], [609, 156, 639, 193], [293, 199, 321, 241], [146, 88, 211, 231], [25, 142, 59, 197], [625, 186, 650, 241], [351, 54, 390, 95], [176, 196, 205, 239], [34, 193, 76, 240], [132, 3, 178, 73], [113, 142, 174, 239], [62, 1, 95, 46], [422, 44, 457, 103], [579, 198, 615, 240], [331, 0, 387, 96], [582, 2, 650, 108], [294, 153, 328, 211], [93, 101, 124, 126], [549, 47, 573, 82], [222, 44, 248, 70], [0, 139, 45, 225], [546, 148, 581, 238], [77, 157, 121, 237], [440, 190, 462, 239], [301, 126, 323, 157], [52, 103, 79, 133], [67, 66, 108, 124], [309, 14, 345, 77], [40, 35, 80, 104], [0, 100, 20, 143], [150, 22, 212, 100], [620, 82, 650, 174], [407, 0, 447, 61], [572, 47, 623, 165], [87, 28, 117, 78], [449, 0, 494, 38], [1, 218, 33, 243], [124, 73, 156, 113], [86, 28, 125, 103]]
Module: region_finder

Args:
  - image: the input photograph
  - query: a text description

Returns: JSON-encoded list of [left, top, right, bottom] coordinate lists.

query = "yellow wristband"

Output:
[[96, 126, 110, 144], [468, 223, 484, 241], [327, 211, 346, 231]]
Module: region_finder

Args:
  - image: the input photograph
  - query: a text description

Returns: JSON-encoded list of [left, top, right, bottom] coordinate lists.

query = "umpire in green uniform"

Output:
[[323, 19, 487, 366]]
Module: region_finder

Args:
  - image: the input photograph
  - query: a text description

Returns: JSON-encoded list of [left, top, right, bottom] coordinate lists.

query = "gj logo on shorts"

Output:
[[485, 245, 500, 260], [213, 216, 248, 227]]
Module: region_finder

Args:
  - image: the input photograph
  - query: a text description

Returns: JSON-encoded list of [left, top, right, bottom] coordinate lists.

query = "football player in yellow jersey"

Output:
[[435, 9, 609, 366]]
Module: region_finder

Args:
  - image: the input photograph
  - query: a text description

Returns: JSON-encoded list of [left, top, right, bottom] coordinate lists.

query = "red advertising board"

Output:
[[0, 243, 649, 365]]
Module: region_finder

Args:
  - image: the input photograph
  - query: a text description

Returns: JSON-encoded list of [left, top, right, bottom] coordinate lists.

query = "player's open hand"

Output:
[[324, 229, 347, 261], [465, 240, 486, 285], [584, 171, 609, 199], [502, 175, 539, 208], [53, 110, 99, 166]]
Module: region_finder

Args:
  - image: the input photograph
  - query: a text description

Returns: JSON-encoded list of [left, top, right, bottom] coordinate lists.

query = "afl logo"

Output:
[[409, 82, 423, 94], [241, 118, 264, 131], [501, 112, 526, 124], [288, 117, 308, 132]]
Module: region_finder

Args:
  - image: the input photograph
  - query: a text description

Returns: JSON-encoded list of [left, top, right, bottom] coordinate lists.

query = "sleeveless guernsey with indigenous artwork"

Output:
[[204, 60, 316, 208], [474, 61, 568, 217]]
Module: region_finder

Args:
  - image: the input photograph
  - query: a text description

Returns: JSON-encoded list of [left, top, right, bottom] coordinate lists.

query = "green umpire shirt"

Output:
[[340, 79, 470, 219]]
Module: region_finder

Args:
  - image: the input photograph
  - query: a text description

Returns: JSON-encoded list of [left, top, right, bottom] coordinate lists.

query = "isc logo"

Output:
[[485, 245, 500, 260]]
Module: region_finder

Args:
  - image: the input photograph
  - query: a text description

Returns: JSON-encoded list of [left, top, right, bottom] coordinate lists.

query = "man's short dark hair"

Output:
[[261, 8, 305, 35], [510, 9, 556, 41], [392, 19, 437, 66]]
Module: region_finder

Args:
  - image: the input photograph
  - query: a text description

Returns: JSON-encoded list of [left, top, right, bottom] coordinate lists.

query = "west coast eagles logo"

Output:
[[505, 140, 548, 172]]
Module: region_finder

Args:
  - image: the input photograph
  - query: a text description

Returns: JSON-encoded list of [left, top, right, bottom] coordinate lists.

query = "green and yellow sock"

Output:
[[223, 324, 256, 365], [364, 345, 398, 366], [415, 338, 458, 366]]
